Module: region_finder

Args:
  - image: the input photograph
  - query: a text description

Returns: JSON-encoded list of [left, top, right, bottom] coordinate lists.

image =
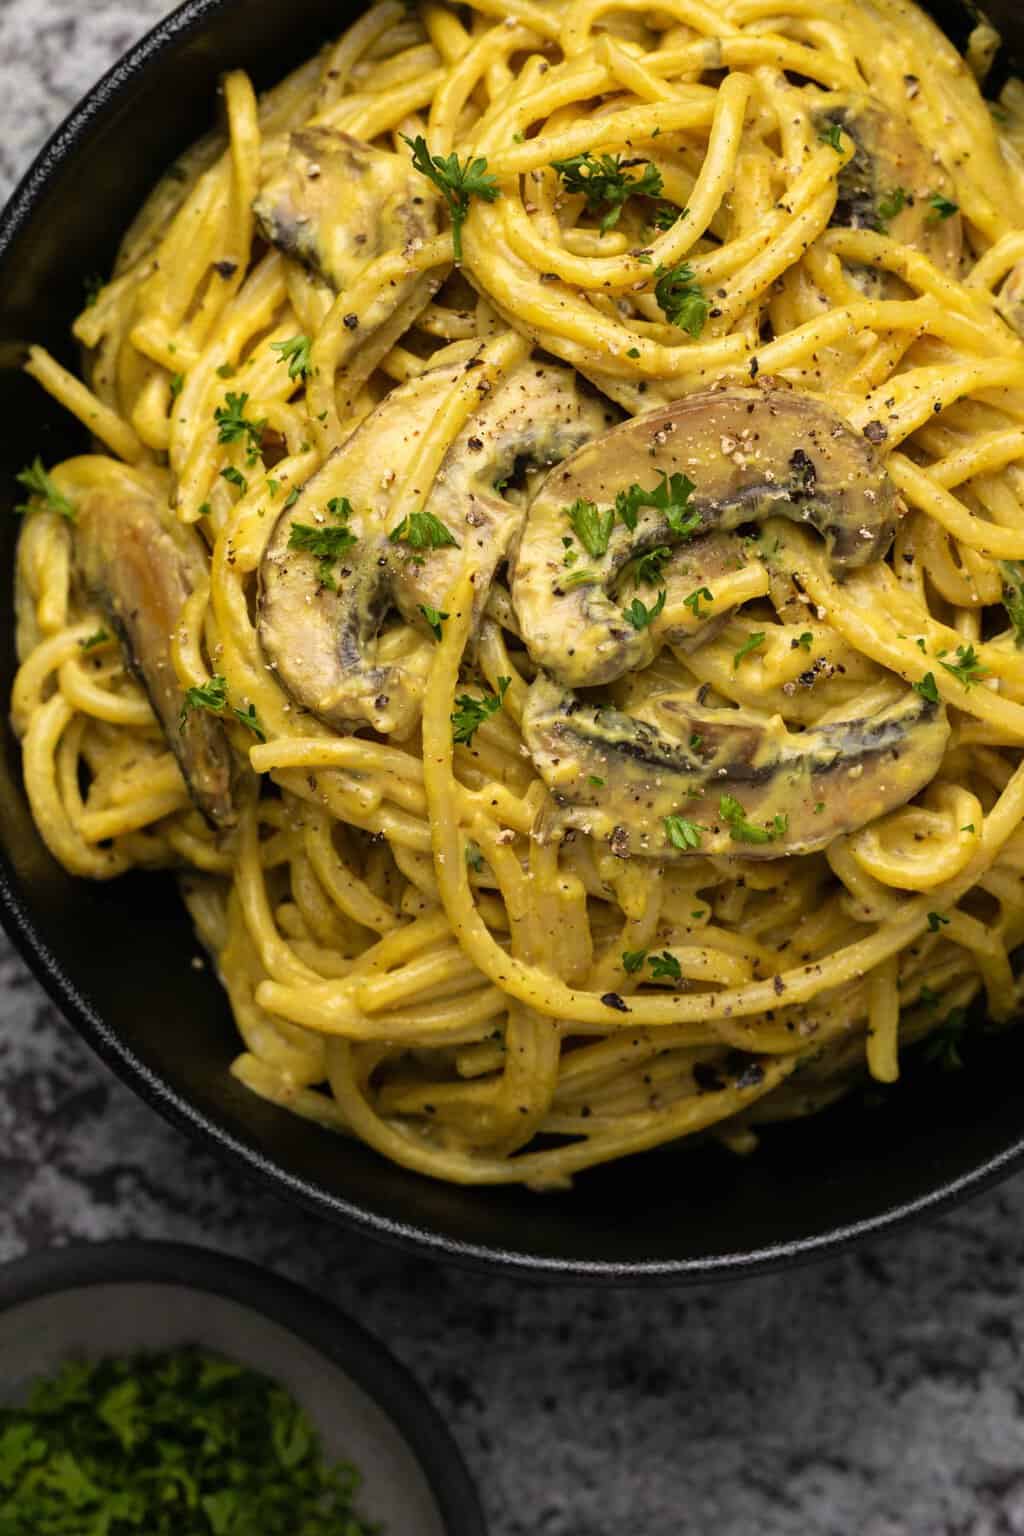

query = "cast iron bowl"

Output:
[[2, 0, 1024, 1283]]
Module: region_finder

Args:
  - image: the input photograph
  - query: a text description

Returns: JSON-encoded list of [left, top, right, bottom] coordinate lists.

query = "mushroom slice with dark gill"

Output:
[[258, 357, 612, 737], [75, 476, 236, 828], [254, 127, 442, 366], [512, 383, 904, 690], [523, 675, 950, 860], [817, 99, 962, 285]]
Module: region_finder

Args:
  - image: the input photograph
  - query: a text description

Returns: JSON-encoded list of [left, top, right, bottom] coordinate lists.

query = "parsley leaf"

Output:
[[180, 675, 265, 742], [270, 334, 313, 380], [796, 631, 813, 650], [819, 121, 844, 151], [214, 391, 265, 455], [615, 471, 698, 537], [648, 950, 682, 981], [652, 203, 685, 231], [939, 643, 988, 688], [634, 545, 672, 585], [733, 631, 766, 668], [1001, 560, 1024, 647], [465, 841, 484, 872], [15, 459, 76, 522], [877, 185, 908, 223], [927, 911, 949, 932], [567, 497, 615, 558], [928, 192, 959, 221], [169, 372, 184, 402], [551, 152, 663, 233], [913, 671, 940, 703], [622, 949, 648, 973], [664, 814, 704, 850], [624, 589, 666, 630], [402, 133, 498, 262], [683, 586, 713, 619], [452, 676, 510, 745], [220, 466, 248, 494], [79, 629, 110, 651], [287, 497, 358, 589], [419, 603, 449, 639], [719, 793, 787, 845], [389, 509, 459, 550], [654, 261, 709, 337]]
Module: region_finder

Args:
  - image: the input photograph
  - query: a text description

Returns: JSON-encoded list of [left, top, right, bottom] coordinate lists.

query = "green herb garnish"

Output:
[[939, 643, 987, 689], [683, 586, 713, 619], [551, 152, 663, 233], [663, 814, 704, 850], [733, 631, 766, 668], [877, 185, 909, 223], [452, 676, 510, 745], [169, 372, 184, 402], [653, 262, 709, 337], [220, 466, 248, 494], [1001, 559, 1024, 647], [402, 134, 498, 262], [79, 629, 110, 651], [928, 193, 959, 221], [419, 603, 449, 640], [567, 497, 615, 558], [615, 471, 698, 538], [819, 121, 844, 151], [624, 590, 666, 630], [214, 391, 265, 456], [15, 459, 76, 522], [288, 498, 358, 590], [270, 334, 313, 381], [913, 671, 940, 703], [927, 911, 949, 932], [719, 794, 787, 845], [796, 631, 813, 650], [648, 950, 682, 982], [923, 1006, 969, 1069], [622, 949, 648, 973], [389, 509, 459, 550]]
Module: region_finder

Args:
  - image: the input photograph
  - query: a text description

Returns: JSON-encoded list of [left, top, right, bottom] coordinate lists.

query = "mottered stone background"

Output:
[[3, 3, 1024, 1532]]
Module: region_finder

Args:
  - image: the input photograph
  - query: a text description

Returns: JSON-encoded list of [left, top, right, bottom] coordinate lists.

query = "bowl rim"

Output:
[[2, 0, 1024, 1284], [0, 1238, 487, 1534]]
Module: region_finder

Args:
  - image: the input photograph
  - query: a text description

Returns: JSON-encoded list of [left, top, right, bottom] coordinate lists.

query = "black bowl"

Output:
[[0, 1240, 485, 1534], [2, 0, 1024, 1283]]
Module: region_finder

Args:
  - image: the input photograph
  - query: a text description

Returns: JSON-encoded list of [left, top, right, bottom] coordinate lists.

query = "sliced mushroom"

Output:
[[258, 357, 612, 736], [75, 481, 236, 828], [523, 674, 950, 859], [817, 100, 962, 282], [254, 127, 442, 377], [254, 127, 437, 290], [512, 383, 903, 690]]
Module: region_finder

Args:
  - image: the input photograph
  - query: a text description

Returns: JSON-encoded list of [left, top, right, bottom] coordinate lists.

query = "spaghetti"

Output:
[[13, 0, 1024, 1188]]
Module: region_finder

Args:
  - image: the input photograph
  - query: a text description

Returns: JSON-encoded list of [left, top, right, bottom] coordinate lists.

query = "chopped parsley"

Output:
[[451, 676, 510, 745], [913, 671, 940, 704], [877, 185, 909, 224], [719, 793, 787, 845], [663, 814, 704, 850], [733, 631, 766, 668], [634, 545, 672, 585], [214, 391, 265, 456], [215, 362, 236, 379], [284, 487, 300, 510], [615, 470, 698, 538], [567, 497, 615, 558], [270, 334, 313, 380], [683, 586, 713, 619], [1001, 560, 1024, 647], [220, 466, 248, 494], [938, 643, 987, 689], [551, 151, 663, 233], [389, 509, 459, 550], [652, 203, 685, 231], [927, 911, 949, 932], [83, 272, 103, 307], [648, 950, 682, 982], [819, 121, 844, 151], [928, 192, 959, 221], [169, 372, 184, 402], [796, 631, 813, 650], [622, 949, 648, 973], [15, 459, 76, 522], [588, 774, 605, 786], [0, 1349, 376, 1535], [419, 603, 449, 640], [653, 261, 709, 337], [180, 674, 265, 741], [79, 628, 110, 651], [623, 590, 666, 630], [465, 841, 484, 872], [287, 497, 357, 589], [402, 133, 498, 262]]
